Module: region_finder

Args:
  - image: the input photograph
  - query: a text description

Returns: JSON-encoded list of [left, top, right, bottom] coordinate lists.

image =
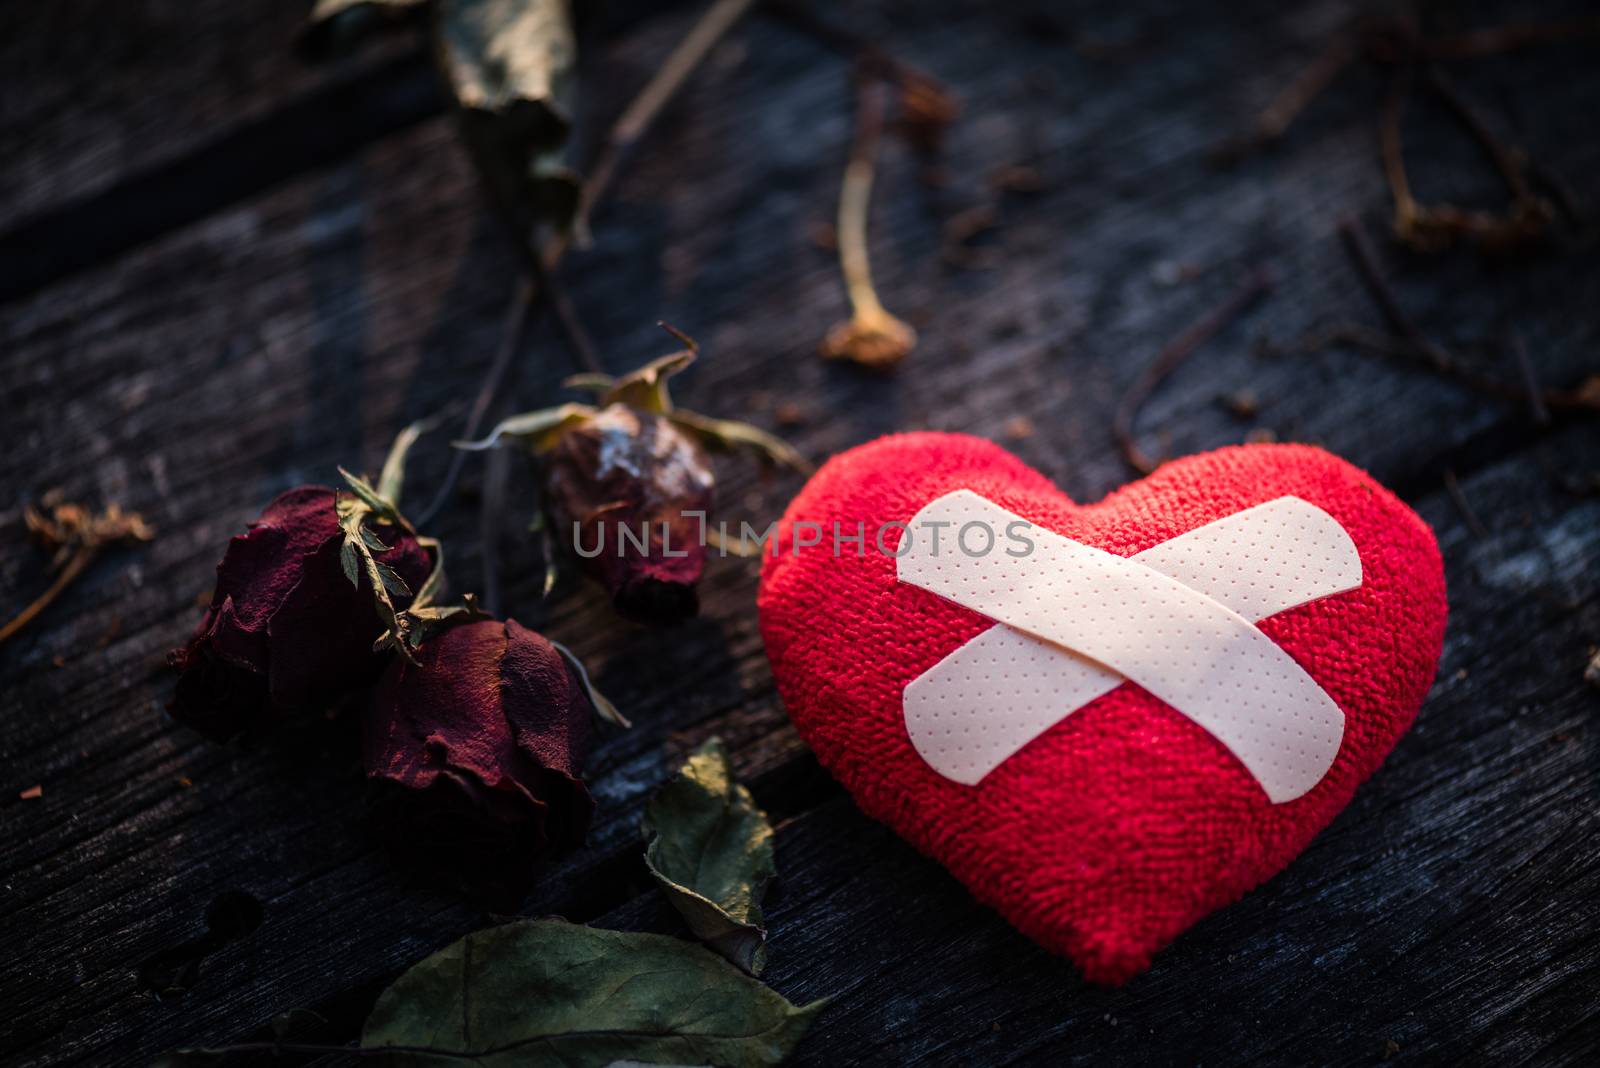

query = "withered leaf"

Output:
[[455, 401, 595, 453], [362, 919, 823, 1067], [644, 738, 776, 974], [376, 415, 441, 510], [339, 536, 362, 587], [437, 0, 582, 234], [669, 407, 812, 473], [551, 639, 630, 729], [359, 526, 392, 553]]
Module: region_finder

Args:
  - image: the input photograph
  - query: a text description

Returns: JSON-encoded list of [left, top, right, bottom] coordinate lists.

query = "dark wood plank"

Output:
[[2, 0, 1598, 1064], [0, 1, 425, 236]]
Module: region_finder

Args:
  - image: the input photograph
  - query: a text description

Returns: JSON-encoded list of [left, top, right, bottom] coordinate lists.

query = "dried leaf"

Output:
[[551, 639, 629, 728], [337, 466, 393, 518], [376, 415, 440, 510], [562, 371, 617, 394], [339, 536, 362, 588], [408, 535, 446, 610], [361, 919, 823, 1066], [374, 559, 414, 599], [600, 349, 696, 413], [455, 402, 595, 452], [644, 738, 776, 974], [359, 526, 393, 553], [437, 0, 582, 234], [669, 408, 811, 473]]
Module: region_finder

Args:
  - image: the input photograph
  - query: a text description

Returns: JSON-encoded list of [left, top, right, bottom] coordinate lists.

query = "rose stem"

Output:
[[413, 279, 536, 529], [1113, 269, 1275, 475], [0, 544, 99, 647], [414, 0, 757, 532], [836, 73, 890, 328]]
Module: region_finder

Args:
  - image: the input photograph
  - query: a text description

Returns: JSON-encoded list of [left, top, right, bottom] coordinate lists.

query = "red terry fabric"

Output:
[[758, 434, 1446, 982]]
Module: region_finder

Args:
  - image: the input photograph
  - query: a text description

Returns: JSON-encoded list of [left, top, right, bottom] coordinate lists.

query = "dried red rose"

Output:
[[362, 617, 595, 897], [543, 403, 715, 626], [457, 335, 807, 626], [168, 486, 432, 741]]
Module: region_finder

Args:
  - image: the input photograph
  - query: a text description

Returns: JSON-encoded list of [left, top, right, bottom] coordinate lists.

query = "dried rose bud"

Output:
[[168, 486, 432, 741], [543, 403, 714, 625], [362, 618, 594, 898]]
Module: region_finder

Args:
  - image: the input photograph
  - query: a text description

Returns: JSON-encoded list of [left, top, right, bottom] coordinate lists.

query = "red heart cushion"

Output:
[[758, 434, 1445, 982]]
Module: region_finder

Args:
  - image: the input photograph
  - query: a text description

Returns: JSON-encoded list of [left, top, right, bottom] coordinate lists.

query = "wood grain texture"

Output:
[[1, 0, 1597, 1065]]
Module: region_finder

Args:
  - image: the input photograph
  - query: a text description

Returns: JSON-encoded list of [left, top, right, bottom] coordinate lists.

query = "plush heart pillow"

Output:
[[758, 434, 1445, 982]]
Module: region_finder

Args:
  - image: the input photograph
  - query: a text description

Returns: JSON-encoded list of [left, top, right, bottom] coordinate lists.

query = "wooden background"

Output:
[[3, 0, 1598, 1064]]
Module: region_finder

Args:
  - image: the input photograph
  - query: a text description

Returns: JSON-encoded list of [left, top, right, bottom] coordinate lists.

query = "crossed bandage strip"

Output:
[[897, 491, 1362, 802]]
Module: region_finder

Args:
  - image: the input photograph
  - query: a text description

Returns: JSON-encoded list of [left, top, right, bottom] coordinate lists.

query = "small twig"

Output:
[[1215, 13, 1588, 243], [1378, 63, 1552, 251], [0, 500, 153, 647], [821, 72, 915, 368], [1422, 16, 1600, 60], [1424, 67, 1530, 200], [1336, 217, 1598, 414], [1113, 269, 1275, 474], [1337, 216, 1453, 370], [413, 277, 538, 530], [0, 546, 97, 647], [1443, 468, 1489, 538], [1212, 35, 1354, 163], [1378, 68, 1425, 250], [548, 0, 758, 267], [527, 251, 603, 374], [1290, 320, 1600, 416], [420, 0, 754, 528], [940, 204, 1000, 269], [1509, 330, 1551, 425]]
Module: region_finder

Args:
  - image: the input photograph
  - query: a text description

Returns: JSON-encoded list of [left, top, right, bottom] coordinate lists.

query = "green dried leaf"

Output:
[[339, 536, 362, 588], [669, 408, 812, 473], [438, 0, 582, 234], [551, 640, 628, 729], [299, 0, 425, 60], [561, 371, 617, 394], [338, 466, 393, 517], [374, 560, 413, 599], [376, 415, 440, 511], [454, 402, 595, 452], [362, 920, 824, 1067], [409, 534, 446, 610], [359, 525, 393, 553], [601, 349, 695, 413], [644, 738, 776, 974]]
